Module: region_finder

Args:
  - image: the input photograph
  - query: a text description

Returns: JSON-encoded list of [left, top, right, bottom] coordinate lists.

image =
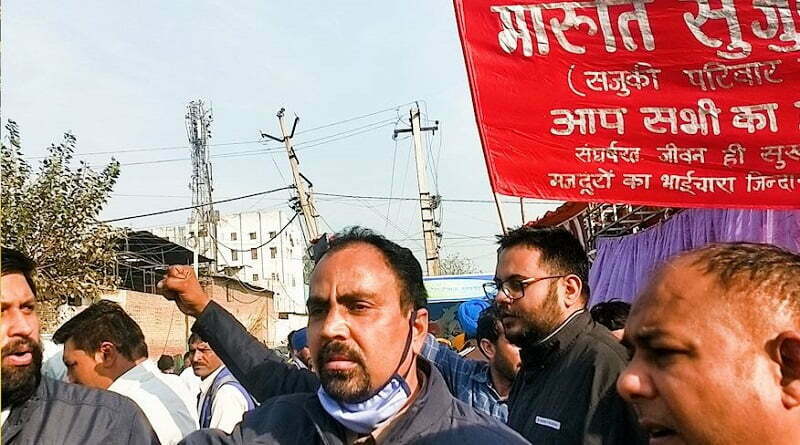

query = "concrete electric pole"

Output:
[[394, 104, 441, 276], [261, 108, 321, 243]]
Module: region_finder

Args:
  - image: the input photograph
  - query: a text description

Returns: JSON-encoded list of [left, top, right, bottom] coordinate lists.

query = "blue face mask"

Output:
[[317, 313, 416, 434]]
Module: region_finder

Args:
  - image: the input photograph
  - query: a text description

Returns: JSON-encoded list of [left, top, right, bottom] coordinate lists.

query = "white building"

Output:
[[151, 209, 308, 345]]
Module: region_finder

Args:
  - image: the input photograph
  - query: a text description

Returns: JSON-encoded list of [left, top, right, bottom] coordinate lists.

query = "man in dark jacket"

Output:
[[1, 247, 158, 445], [487, 226, 645, 444], [167, 227, 527, 444]]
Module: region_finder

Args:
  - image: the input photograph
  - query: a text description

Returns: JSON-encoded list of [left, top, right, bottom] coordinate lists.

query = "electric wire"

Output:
[[100, 186, 294, 223]]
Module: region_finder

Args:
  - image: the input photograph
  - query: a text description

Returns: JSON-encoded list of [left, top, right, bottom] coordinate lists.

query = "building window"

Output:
[[252, 274, 259, 281], [289, 235, 294, 247], [231, 249, 238, 261], [249, 232, 257, 240], [291, 276, 296, 287], [231, 232, 238, 241], [271, 272, 278, 280], [251, 248, 258, 260], [270, 247, 277, 259], [269, 231, 276, 239]]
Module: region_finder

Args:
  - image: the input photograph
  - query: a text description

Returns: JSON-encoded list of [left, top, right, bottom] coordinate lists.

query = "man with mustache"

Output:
[[1, 247, 158, 444], [488, 226, 645, 444], [618, 243, 800, 445], [175, 227, 527, 444]]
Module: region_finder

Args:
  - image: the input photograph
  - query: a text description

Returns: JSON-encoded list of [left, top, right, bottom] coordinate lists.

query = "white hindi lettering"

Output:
[[761, 144, 800, 170], [684, 0, 800, 59], [795, 101, 800, 129], [622, 173, 652, 190], [490, 0, 655, 57], [730, 103, 779, 133], [640, 99, 721, 135], [746, 171, 800, 192], [683, 0, 752, 60], [682, 60, 782, 91], [656, 143, 707, 164], [723, 143, 747, 167], [584, 62, 661, 96], [551, 108, 628, 136], [752, 0, 800, 53], [574, 141, 641, 163], [548, 169, 616, 195], [661, 170, 737, 195]]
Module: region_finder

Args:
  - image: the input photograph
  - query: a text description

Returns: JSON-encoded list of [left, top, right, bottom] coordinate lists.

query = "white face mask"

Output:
[[317, 312, 416, 434], [317, 374, 411, 434]]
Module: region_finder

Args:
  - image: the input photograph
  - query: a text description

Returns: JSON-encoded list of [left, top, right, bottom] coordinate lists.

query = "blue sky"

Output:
[[3, 1, 560, 272]]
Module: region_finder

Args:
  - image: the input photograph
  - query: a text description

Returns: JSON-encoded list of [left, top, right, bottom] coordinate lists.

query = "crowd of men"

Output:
[[2, 223, 800, 444]]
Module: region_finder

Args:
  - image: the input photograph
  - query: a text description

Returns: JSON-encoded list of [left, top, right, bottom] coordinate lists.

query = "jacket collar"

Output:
[[303, 358, 455, 444], [520, 309, 590, 370]]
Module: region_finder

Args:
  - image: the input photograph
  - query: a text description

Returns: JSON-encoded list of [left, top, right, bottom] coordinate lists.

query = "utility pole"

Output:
[[394, 104, 441, 276], [186, 100, 217, 268], [261, 108, 320, 242]]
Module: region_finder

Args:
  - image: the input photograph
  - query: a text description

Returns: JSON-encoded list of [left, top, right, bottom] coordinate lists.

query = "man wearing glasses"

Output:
[[487, 226, 645, 445]]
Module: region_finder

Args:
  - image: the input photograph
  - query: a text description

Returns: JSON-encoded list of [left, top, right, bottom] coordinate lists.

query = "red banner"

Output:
[[454, 0, 800, 208]]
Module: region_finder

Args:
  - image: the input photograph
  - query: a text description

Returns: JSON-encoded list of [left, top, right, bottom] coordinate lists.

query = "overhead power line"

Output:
[[27, 103, 416, 160], [102, 119, 398, 168], [210, 212, 299, 252], [315, 192, 556, 204], [100, 186, 294, 224]]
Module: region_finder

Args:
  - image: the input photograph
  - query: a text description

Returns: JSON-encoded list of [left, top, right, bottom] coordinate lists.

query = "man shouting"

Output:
[[173, 227, 527, 444]]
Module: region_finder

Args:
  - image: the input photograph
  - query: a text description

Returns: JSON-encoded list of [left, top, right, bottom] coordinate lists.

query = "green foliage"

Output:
[[1, 120, 122, 325]]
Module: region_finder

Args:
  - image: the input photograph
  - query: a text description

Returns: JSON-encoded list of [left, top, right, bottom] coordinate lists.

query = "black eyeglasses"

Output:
[[483, 275, 567, 301]]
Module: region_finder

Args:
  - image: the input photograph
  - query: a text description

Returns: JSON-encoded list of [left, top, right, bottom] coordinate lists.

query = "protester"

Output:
[[419, 304, 520, 421], [188, 332, 256, 433], [0, 247, 158, 444], [53, 300, 198, 445], [618, 243, 800, 445], [179, 350, 201, 396], [488, 226, 645, 444], [590, 300, 631, 341], [159, 251, 516, 423], [290, 327, 313, 370], [158, 354, 176, 374], [168, 227, 527, 444]]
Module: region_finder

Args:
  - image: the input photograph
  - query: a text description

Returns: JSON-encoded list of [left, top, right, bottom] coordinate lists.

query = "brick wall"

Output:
[[98, 276, 275, 358]]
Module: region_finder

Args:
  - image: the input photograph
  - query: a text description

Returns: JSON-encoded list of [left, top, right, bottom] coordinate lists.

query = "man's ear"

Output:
[[412, 308, 429, 346], [479, 338, 495, 360], [774, 331, 800, 409], [97, 341, 119, 368], [561, 275, 583, 309]]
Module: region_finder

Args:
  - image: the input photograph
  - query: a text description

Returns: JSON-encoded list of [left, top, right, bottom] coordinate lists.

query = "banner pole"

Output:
[[493, 192, 508, 235]]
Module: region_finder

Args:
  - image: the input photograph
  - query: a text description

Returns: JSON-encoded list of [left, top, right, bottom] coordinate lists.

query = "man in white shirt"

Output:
[[188, 332, 255, 433], [53, 300, 198, 445]]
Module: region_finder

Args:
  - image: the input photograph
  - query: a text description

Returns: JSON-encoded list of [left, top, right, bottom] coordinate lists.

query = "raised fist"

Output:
[[157, 265, 211, 317]]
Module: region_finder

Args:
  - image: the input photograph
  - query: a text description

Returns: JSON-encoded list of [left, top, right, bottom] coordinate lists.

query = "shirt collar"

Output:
[[520, 309, 590, 369], [199, 365, 224, 394], [108, 362, 149, 392]]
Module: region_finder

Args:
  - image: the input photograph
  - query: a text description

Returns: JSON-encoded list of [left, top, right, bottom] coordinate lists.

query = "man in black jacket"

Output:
[[1, 247, 158, 444], [167, 227, 527, 444], [487, 226, 645, 444]]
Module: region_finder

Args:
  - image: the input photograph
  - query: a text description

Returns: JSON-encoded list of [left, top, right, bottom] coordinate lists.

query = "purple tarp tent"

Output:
[[588, 209, 800, 306]]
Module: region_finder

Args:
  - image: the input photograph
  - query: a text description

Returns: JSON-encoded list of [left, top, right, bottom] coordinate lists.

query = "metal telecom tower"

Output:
[[185, 99, 217, 269]]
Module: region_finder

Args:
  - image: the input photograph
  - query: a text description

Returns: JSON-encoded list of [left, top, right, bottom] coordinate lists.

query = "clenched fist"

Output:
[[157, 265, 211, 317]]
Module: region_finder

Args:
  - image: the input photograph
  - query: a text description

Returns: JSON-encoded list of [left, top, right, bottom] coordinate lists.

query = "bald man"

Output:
[[618, 242, 800, 445]]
